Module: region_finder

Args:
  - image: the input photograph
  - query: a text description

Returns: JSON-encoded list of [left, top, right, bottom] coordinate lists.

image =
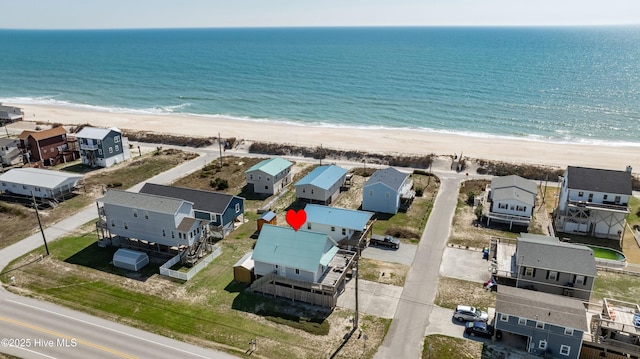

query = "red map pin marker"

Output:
[[286, 209, 306, 231]]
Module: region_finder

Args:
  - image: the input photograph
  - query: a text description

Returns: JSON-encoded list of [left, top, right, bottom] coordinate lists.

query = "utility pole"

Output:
[[32, 192, 49, 256], [354, 238, 361, 329], [218, 132, 223, 168]]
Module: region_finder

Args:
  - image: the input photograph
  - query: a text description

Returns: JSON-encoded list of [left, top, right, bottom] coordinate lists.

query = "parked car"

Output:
[[465, 321, 496, 338], [453, 305, 489, 322], [370, 235, 400, 249]]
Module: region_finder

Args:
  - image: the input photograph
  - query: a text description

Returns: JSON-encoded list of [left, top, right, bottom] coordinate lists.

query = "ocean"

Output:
[[1, 27, 639, 146]]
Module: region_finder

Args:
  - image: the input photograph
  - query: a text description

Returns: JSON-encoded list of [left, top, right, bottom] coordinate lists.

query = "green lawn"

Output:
[[422, 335, 482, 359]]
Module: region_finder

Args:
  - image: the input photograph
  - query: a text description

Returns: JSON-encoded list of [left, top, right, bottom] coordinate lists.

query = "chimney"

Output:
[[626, 165, 632, 173]]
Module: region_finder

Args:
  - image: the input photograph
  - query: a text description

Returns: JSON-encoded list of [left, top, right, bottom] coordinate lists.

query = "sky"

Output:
[[3, 0, 640, 29]]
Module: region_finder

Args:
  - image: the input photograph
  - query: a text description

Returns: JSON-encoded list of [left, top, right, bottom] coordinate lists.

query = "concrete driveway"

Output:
[[361, 243, 417, 266], [337, 278, 403, 319], [439, 246, 493, 284], [424, 306, 465, 338]]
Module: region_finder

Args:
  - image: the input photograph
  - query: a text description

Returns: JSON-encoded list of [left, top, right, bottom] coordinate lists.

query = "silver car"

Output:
[[453, 305, 489, 322]]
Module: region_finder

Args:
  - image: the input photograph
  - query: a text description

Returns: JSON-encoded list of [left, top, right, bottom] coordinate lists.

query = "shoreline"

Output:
[[6, 103, 639, 172]]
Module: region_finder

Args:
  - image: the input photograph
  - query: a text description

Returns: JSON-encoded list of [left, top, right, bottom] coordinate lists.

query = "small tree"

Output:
[[474, 204, 484, 221]]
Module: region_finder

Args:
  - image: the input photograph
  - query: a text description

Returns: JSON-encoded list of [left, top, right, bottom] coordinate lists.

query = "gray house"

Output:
[[0, 104, 23, 123], [362, 167, 414, 214], [304, 203, 374, 248], [495, 286, 588, 359], [245, 157, 293, 195], [484, 175, 537, 229], [0, 138, 21, 166], [555, 166, 632, 239], [75, 126, 131, 167], [295, 165, 347, 205], [139, 183, 245, 238]]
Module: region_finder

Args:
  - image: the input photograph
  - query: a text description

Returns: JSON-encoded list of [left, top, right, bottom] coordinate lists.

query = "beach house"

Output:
[[494, 286, 588, 359], [75, 126, 131, 167], [554, 166, 632, 239], [362, 167, 414, 214], [17, 126, 77, 166], [139, 183, 244, 238], [245, 157, 293, 195], [489, 233, 597, 301], [0, 138, 21, 166], [304, 203, 374, 249], [295, 165, 347, 205], [0, 167, 83, 202], [483, 175, 537, 229], [249, 224, 356, 307], [0, 104, 23, 124]]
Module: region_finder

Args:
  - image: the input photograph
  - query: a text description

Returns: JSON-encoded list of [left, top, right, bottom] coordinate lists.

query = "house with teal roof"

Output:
[[245, 157, 293, 195], [295, 165, 347, 205], [250, 224, 356, 307]]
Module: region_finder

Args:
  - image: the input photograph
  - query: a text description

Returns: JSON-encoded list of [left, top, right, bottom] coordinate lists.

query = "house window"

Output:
[[498, 203, 508, 209], [559, 345, 570, 356], [162, 229, 166, 237], [179, 233, 182, 239], [50, 147, 54, 152], [342, 228, 346, 235], [295, 269, 300, 275], [615, 195, 621, 203], [524, 267, 535, 276], [267, 177, 270, 181], [574, 275, 586, 285], [109, 147, 113, 154], [603, 194, 608, 200], [133, 211, 138, 217], [538, 340, 547, 350], [275, 264, 278, 269], [235, 203, 240, 213], [115, 145, 119, 151], [536, 321, 544, 329], [564, 328, 574, 336], [171, 232, 175, 238], [114, 135, 121, 143], [547, 271, 558, 281], [43, 149, 47, 153], [499, 313, 509, 322], [124, 222, 128, 229], [22, 185, 27, 189], [385, 192, 390, 198], [588, 193, 593, 202], [578, 191, 584, 197], [265, 185, 268, 190], [250, 174, 253, 180], [518, 318, 527, 325], [258, 176, 262, 180], [144, 212, 149, 219], [331, 226, 335, 232], [98, 149, 103, 155], [302, 188, 306, 193], [307, 223, 311, 230], [311, 189, 314, 194], [369, 190, 373, 196], [35, 187, 41, 192], [111, 220, 115, 227]]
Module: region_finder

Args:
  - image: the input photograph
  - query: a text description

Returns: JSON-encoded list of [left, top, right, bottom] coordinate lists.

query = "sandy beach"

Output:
[[6, 103, 638, 172]]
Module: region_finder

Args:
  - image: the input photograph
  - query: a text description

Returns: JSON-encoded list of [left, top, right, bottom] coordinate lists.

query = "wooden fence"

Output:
[[159, 246, 222, 281]]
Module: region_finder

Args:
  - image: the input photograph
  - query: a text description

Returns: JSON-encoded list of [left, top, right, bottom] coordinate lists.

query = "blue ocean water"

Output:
[[1, 27, 639, 146]]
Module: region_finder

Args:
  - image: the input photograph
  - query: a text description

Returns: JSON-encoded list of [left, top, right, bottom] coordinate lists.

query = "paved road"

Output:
[[374, 175, 464, 359], [0, 151, 237, 359]]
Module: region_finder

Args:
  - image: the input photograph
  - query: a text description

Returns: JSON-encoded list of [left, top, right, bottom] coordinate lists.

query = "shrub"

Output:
[[475, 205, 484, 220], [415, 186, 424, 197], [385, 227, 420, 239], [107, 182, 123, 188], [210, 178, 229, 191]]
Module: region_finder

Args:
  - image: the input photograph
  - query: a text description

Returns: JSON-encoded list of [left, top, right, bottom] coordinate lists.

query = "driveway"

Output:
[[439, 246, 493, 284], [337, 279, 403, 319], [424, 306, 465, 338], [361, 243, 417, 266]]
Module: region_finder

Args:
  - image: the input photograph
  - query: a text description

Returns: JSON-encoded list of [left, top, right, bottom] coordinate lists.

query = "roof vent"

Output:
[[626, 165, 632, 173]]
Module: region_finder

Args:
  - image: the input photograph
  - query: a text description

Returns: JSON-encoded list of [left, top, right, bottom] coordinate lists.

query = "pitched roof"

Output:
[[0, 138, 18, 147], [516, 233, 597, 277], [75, 126, 120, 140], [0, 168, 82, 189], [364, 167, 409, 191], [245, 157, 292, 177], [491, 175, 537, 195], [18, 126, 67, 141], [492, 187, 535, 206], [304, 203, 373, 230], [496, 286, 588, 331], [98, 189, 189, 215], [252, 225, 338, 273], [259, 211, 276, 221], [139, 183, 241, 214], [295, 165, 347, 190], [566, 166, 632, 195]]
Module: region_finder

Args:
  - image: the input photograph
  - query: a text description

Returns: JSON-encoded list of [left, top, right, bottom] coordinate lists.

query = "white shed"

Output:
[[113, 248, 149, 271]]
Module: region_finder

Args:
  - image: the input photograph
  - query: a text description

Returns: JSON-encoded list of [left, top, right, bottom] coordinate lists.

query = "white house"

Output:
[[0, 138, 21, 166], [295, 165, 347, 205], [0, 168, 83, 201], [362, 167, 414, 214], [555, 166, 632, 239], [97, 189, 205, 249], [304, 203, 373, 244], [245, 157, 293, 195], [484, 175, 537, 229], [75, 126, 131, 167]]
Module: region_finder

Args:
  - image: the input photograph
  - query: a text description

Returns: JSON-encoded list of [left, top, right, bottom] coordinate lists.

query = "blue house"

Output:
[[362, 167, 414, 214], [139, 183, 244, 238], [295, 165, 347, 205], [75, 126, 131, 168], [245, 157, 293, 195]]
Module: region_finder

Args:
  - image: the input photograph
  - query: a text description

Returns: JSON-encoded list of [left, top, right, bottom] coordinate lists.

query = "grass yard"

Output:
[[422, 335, 482, 359], [434, 277, 496, 312], [1, 223, 390, 359], [0, 149, 194, 250], [592, 271, 640, 303]]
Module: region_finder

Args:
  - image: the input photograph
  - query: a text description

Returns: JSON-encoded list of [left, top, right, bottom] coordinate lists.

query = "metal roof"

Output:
[[295, 165, 347, 190], [364, 167, 409, 191], [245, 157, 292, 177], [304, 203, 373, 230], [496, 286, 588, 331], [259, 211, 277, 221], [0, 168, 83, 189], [252, 224, 338, 273], [516, 233, 597, 277], [491, 175, 538, 195], [492, 187, 535, 206], [139, 183, 241, 214], [566, 166, 632, 195], [98, 189, 189, 215], [18, 126, 67, 141], [233, 251, 255, 270], [75, 126, 120, 140]]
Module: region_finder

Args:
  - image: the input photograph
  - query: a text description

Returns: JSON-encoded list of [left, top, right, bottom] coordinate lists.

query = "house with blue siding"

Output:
[[139, 183, 244, 238], [245, 157, 293, 195], [495, 286, 588, 359], [304, 203, 374, 248], [362, 167, 414, 214], [75, 126, 131, 168], [295, 165, 347, 205]]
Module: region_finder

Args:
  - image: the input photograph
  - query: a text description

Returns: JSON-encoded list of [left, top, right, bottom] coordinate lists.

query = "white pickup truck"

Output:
[[369, 235, 400, 249]]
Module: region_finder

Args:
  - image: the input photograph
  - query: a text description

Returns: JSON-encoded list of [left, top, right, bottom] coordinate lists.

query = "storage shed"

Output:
[[233, 251, 255, 284], [113, 248, 149, 271], [257, 211, 277, 233]]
